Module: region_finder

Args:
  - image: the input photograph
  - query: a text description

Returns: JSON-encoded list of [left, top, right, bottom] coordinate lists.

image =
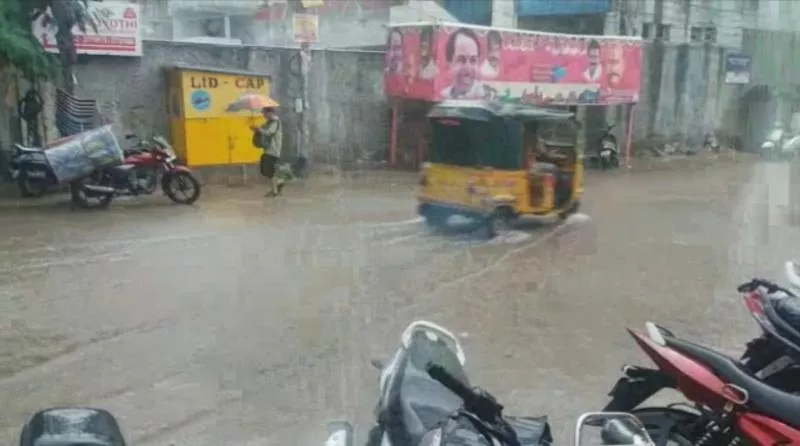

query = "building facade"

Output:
[[136, 0, 800, 151], [139, 0, 458, 48]]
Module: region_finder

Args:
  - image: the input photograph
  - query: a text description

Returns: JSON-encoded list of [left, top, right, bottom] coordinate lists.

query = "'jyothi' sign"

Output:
[[32, 1, 142, 57]]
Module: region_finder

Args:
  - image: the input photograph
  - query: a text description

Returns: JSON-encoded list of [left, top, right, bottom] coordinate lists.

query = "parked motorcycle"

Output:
[[597, 124, 619, 170], [703, 132, 720, 152], [70, 134, 201, 209], [738, 278, 800, 394], [760, 123, 800, 161], [329, 320, 553, 446], [8, 143, 58, 198], [603, 309, 800, 443]]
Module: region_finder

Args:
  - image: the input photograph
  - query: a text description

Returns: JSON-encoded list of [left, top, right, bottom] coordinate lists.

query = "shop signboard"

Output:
[[32, 1, 142, 57]]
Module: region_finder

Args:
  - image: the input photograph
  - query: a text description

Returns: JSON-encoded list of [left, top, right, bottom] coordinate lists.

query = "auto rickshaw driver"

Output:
[[525, 124, 572, 208]]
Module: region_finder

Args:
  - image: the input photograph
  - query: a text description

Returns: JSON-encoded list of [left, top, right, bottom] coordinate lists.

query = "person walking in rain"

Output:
[[251, 106, 284, 196]]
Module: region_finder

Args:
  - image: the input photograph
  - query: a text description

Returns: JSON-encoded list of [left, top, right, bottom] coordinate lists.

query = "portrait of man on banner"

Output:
[[583, 39, 603, 83], [418, 27, 438, 80], [440, 28, 485, 99], [386, 29, 404, 75], [480, 30, 502, 79]]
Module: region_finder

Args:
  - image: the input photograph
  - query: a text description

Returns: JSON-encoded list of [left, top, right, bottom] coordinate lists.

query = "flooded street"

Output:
[[0, 162, 781, 444]]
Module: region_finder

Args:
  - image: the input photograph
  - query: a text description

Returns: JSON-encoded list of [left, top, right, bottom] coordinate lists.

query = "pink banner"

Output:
[[384, 24, 642, 105]]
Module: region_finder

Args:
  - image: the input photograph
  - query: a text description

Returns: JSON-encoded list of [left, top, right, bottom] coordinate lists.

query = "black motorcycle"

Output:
[[329, 320, 553, 446], [8, 143, 58, 198]]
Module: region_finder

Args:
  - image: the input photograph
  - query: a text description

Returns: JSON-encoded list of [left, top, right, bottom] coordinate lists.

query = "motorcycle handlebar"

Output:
[[737, 278, 791, 295], [426, 363, 519, 445], [426, 363, 476, 402]]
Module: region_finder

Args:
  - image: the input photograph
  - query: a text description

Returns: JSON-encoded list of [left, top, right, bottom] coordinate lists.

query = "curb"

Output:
[[622, 152, 751, 173]]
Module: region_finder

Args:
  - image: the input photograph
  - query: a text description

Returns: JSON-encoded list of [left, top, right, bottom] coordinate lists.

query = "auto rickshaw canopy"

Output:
[[426, 100, 579, 170], [427, 100, 575, 122]]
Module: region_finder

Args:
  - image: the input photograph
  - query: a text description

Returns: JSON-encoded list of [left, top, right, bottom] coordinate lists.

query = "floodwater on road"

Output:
[[0, 163, 779, 444]]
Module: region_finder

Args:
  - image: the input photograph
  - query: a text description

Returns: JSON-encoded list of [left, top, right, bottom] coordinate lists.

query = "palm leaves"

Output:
[[0, 0, 54, 78], [0, 0, 97, 89]]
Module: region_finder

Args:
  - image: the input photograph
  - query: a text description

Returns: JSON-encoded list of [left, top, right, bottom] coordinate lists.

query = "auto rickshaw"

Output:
[[417, 99, 583, 238]]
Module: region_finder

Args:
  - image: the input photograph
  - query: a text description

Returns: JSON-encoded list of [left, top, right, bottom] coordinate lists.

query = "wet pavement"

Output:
[[0, 160, 786, 444]]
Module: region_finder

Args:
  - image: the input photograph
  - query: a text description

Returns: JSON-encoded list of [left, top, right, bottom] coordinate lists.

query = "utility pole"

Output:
[[291, 0, 315, 176]]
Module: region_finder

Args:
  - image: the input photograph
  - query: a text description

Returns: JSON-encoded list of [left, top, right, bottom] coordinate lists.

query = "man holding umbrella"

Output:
[[251, 106, 284, 196], [226, 93, 286, 196]]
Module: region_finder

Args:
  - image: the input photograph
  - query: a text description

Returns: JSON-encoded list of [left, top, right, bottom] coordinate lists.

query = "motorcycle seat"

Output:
[[666, 336, 800, 429]]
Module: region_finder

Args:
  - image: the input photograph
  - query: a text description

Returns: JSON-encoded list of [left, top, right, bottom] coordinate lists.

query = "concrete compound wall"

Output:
[[58, 40, 389, 167], [607, 41, 742, 152], [2, 39, 743, 174]]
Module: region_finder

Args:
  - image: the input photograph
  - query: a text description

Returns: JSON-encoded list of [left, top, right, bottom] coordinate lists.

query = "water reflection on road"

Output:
[[0, 164, 767, 444]]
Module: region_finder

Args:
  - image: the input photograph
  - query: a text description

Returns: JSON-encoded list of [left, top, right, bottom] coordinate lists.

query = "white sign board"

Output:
[[32, 2, 142, 57]]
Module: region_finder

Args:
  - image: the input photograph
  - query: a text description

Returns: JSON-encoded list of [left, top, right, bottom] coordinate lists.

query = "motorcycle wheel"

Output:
[[70, 179, 113, 209], [163, 171, 201, 205], [630, 407, 701, 445], [17, 171, 48, 198]]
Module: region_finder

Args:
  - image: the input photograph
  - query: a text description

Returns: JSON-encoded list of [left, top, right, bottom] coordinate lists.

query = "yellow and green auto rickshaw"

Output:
[[417, 99, 583, 238]]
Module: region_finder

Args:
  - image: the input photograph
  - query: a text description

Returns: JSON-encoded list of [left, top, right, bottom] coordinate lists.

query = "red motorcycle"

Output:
[[738, 278, 800, 393], [603, 303, 800, 444], [70, 134, 201, 209]]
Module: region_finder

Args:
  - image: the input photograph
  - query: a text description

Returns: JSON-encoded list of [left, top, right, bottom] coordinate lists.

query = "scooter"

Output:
[[597, 125, 619, 170], [760, 124, 799, 161], [328, 320, 552, 446], [326, 411, 655, 446]]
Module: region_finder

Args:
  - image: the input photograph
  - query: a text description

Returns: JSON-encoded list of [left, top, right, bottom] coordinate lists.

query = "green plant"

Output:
[[0, 0, 54, 79], [0, 0, 97, 88]]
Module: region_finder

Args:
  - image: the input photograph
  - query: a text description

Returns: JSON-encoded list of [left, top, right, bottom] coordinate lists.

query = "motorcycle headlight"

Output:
[[417, 428, 443, 446]]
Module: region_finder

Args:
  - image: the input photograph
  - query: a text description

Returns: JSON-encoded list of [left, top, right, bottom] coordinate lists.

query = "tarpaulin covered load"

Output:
[[44, 125, 123, 183]]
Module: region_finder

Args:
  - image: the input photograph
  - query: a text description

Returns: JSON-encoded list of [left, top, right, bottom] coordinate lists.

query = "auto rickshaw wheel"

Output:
[[558, 200, 581, 220], [423, 214, 446, 231], [482, 207, 514, 239]]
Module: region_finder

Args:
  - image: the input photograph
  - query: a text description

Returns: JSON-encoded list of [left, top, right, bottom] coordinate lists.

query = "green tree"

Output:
[[32, 0, 98, 93], [0, 0, 54, 80], [0, 0, 96, 90]]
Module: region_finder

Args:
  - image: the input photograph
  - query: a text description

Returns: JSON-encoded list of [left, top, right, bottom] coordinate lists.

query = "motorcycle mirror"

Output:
[[785, 261, 800, 293], [324, 421, 354, 446], [371, 358, 384, 370], [574, 412, 653, 446]]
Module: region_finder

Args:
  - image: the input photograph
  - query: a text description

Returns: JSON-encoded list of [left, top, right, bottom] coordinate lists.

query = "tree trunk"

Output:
[[50, 0, 77, 93]]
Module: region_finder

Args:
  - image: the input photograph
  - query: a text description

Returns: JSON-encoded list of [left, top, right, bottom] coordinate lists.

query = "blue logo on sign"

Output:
[[191, 90, 211, 111]]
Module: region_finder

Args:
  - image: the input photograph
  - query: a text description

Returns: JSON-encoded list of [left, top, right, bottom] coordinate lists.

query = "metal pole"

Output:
[[625, 103, 636, 169], [389, 101, 398, 167], [299, 42, 311, 176]]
